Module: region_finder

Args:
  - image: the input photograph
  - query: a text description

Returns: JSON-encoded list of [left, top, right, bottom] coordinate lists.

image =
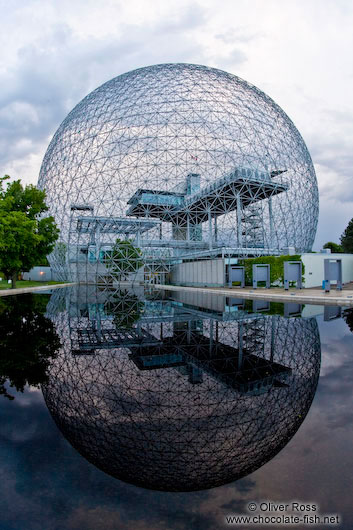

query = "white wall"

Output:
[[171, 259, 225, 286], [170, 254, 353, 289], [301, 253, 353, 288]]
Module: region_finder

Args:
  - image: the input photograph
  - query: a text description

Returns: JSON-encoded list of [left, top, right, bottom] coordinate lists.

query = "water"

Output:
[[1, 286, 352, 530]]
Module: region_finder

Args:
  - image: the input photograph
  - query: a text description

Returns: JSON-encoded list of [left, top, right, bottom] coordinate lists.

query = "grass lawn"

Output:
[[0, 280, 68, 290]]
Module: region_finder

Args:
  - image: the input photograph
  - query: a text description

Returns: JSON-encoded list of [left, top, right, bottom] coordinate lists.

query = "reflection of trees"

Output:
[[104, 290, 143, 329], [0, 294, 61, 400], [343, 308, 353, 333]]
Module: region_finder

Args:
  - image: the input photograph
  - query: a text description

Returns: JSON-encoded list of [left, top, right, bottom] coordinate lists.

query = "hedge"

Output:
[[237, 254, 304, 286]]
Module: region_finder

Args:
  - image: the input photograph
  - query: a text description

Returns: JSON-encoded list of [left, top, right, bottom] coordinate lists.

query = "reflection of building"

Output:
[[38, 64, 319, 284], [43, 286, 321, 492], [129, 319, 292, 396]]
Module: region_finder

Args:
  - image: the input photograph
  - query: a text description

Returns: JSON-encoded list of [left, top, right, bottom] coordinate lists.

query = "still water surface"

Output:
[[1, 286, 352, 529]]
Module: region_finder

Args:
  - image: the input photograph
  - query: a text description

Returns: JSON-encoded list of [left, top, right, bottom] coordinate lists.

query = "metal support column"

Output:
[[96, 224, 101, 257], [228, 254, 231, 287], [269, 197, 274, 247], [236, 195, 243, 247], [208, 208, 213, 250]]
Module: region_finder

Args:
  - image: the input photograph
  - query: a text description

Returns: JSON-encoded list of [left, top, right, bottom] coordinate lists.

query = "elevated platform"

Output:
[[126, 168, 288, 223], [169, 246, 282, 261], [75, 216, 161, 234], [140, 239, 208, 249]]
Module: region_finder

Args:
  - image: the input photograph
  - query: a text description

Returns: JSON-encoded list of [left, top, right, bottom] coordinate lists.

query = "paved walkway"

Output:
[[0, 283, 75, 297], [2, 282, 352, 306], [155, 284, 353, 306]]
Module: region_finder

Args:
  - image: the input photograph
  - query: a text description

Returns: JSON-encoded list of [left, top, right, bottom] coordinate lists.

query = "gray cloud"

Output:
[[0, 2, 215, 183]]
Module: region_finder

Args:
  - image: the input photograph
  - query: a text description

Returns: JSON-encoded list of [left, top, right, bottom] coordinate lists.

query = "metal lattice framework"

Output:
[[43, 286, 321, 491], [38, 63, 319, 283]]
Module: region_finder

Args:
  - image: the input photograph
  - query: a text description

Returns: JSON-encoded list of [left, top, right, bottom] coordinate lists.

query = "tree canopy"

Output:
[[105, 239, 143, 280], [323, 241, 342, 253], [0, 176, 59, 287], [340, 218, 353, 253]]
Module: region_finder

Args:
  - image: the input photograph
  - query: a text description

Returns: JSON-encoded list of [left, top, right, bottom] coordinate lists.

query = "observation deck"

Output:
[[126, 168, 288, 223]]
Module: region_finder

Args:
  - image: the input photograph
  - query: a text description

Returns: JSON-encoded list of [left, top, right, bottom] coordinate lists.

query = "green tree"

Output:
[[0, 294, 61, 400], [0, 176, 59, 288], [106, 239, 143, 280], [323, 241, 342, 253], [340, 218, 353, 253]]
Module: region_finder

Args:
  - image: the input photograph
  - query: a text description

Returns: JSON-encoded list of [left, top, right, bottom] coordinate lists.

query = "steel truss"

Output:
[[38, 64, 319, 283]]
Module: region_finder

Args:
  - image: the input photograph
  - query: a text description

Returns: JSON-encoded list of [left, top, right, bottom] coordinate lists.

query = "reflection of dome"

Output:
[[38, 63, 318, 257], [43, 287, 321, 491]]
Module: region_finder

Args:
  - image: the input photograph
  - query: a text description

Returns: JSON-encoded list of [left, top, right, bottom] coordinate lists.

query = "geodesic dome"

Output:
[[38, 63, 318, 271], [43, 286, 321, 491]]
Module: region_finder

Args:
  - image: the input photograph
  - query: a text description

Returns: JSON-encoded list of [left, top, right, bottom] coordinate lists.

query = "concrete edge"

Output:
[[2, 282, 352, 307], [0, 283, 76, 297], [154, 284, 353, 307]]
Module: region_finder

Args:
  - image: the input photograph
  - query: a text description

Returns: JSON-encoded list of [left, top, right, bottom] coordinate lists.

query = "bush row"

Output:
[[237, 254, 304, 286]]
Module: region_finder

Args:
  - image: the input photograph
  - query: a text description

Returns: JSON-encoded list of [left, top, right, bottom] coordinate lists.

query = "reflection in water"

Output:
[[0, 294, 61, 400], [43, 286, 321, 491], [342, 307, 353, 332]]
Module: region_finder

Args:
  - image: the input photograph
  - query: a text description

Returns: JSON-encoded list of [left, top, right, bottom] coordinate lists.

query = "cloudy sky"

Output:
[[1, 0, 352, 249]]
